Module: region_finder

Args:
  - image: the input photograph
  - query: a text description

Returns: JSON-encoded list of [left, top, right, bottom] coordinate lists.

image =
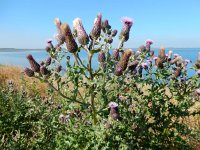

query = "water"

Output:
[[0, 48, 199, 76]]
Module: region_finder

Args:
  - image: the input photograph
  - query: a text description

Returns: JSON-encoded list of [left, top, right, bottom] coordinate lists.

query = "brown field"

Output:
[[0, 65, 199, 149]]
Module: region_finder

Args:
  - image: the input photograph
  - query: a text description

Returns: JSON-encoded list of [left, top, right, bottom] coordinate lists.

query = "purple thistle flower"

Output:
[[141, 62, 148, 69], [26, 54, 40, 72], [98, 51, 106, 63], [145, 39, 153, 51], [196, 89, 200, 95], [73, 18, 89, 45], [112, 49, 119, 60], [114, 66, 123, 76], [119, 17, 133, 42], [40, 66, 50, 75], [108, 102, 118, 108], [111, 29, 118, 37], [107, 37, 113, 44], [90, 13, 102, 39], [24, 67, 34, 77], [47, 39, 52, 44], [197, 70, 200, 76]]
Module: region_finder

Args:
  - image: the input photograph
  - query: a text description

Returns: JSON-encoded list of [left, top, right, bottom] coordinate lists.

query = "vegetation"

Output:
[[1, 13, 200, 149]]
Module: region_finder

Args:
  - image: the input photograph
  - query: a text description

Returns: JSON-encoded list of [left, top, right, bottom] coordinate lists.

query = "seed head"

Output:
[[26, 54, 40, 72], [119, 17, 133, 42], [24, 67, 34, 77], [61, 23, 78, 53], [90, 13, 102, 39], [73, 18, 89, 45]]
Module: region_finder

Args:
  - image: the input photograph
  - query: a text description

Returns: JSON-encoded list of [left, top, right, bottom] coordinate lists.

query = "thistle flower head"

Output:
[[128, 60, 139, 71], [114, 66, 123, 76], [107, 37, 113, 44], [111, 29, 118, 37], [45, 57, 51, 66], [26, 54, 40, 72], [197, 70, 200, 76], [55, 33, 65, 45], [139, 45, 146, 52], [119, 17, 133, 42], [141, 62, 148, 69], [24, 67, 34, 77], [47, 39, 52, 44], [112, 49, 119, 60], [40, 66, 50, 75], [73, 18, 89, 45], [61, 23, 78, 53], [145, 39, 153, 45], [54, 18, 61, 30], [56, 65, 62, 72], [196, 89, 200, 95], [108, 102, 118, 108], [90, 13, 102, 39], [98, 51, 106, 63]]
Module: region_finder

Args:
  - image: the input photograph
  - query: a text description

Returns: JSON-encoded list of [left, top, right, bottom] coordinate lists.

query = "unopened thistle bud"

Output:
[[26, 54, 40, 72], [101, 19, 109, 32], [73, 18, 89, 45], [39, 61, 45, 66], [54, 18, 62, 30], [24, 67, 34, 77], [158, 47, 166, 61], [172, 67, 181, 79], [156, 57, 164, 69], [119, 17, 133, 42], [90, 13, 102, 39], [197, 70, 200, 77], [45, 46, 51, 52], [40, 66, 50, 75], [55, 33, 65, 45], [114, 66, 123, 76], [195, 52, 200, 69], [112, 49, 119, 60], [56, 65, 62, 73], [139, 45, 146, 53], [61, 23, 78, 53], [107, 37, 113, 44], [196, 89, 200, 95], [47, 39, 54, 49], [111, 29, 118, 37], [145, 39, 153, 51], [108, 102, 120, 120], [45, 57, 51, 66], [98, 51, 106, 63]]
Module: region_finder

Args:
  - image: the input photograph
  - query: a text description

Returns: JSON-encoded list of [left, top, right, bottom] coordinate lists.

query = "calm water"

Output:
[[0, 48, 199, 76]]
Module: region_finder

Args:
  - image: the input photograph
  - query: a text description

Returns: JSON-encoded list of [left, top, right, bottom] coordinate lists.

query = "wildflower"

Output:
[[168, 50, 173, 61], [54, 17, 62, 30], [73, 18, 89, 45], [61, 23, 78, 53], [112, 49, 119, 60], [107, 37, 113, 44], [90, 13, 102, 39], [147, 59, 152, 66], [158, 47, 166, 61], [40, 66, 50, 75], [197, 70, 200, 76], [24, 67, 34, 77], [55, 33, 65, 46], [195, 52, 200, 69], [139, 45, 146, 53], [145, 39, 153, 51], [111, 29, 118, 37], [108, 102, 120, 120], [114, 66, 123, 76], [119, 17, 133, 42], [56, 65, 62, 73], [101, 19, 109, 32], [141, 62, 148, 69], [196, 89, 200, 95], [45, 57, 51, 66], [98, 51, 106, 63], [128, 60, 139, 71], [26, 54, 40, 72]]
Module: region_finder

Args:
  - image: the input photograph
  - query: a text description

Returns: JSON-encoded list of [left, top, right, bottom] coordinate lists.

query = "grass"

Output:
[[0, 65, 199, 149]]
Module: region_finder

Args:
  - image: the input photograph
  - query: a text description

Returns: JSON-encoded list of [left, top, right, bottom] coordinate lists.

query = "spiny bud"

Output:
[[24, 67, 34, 77], [145, 39, 153, 51], [119, 17, 133, 42], [112, 49, 119, 60], [195, 52, 200, 69], [158, 47, 166, 61], [56, 65, 62, 73], [26, 54, 40, 72], [98, 51, 106, 63], [111, 29, 118, 37], [139, 45, 146, 53], [114, 66, 123, 76], [172, 67, 181, 79], [40, 66, 50, 75], [101, 19, 109, 32], [107, 37, 113, 44], [197, 70, 200, 77], [128, 60, 139, 71], [90, 13, 102, 39], [73, 18, 89, 45], [45, 57, 51, 66], [108, 102, 120, 120], [61, 23, 78, 53], [45, 46, 51, 52], [156, 57, 164, 69]]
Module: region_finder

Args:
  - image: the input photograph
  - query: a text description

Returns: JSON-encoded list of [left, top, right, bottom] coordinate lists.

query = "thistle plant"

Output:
[[24, 13, 200, 149]]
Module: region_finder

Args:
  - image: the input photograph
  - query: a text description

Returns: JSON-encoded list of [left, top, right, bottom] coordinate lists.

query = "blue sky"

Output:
[[0, 0, 200, 49]]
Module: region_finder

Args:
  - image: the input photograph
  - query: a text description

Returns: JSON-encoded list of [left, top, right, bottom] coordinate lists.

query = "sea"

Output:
[[0, 48, 199, 77]]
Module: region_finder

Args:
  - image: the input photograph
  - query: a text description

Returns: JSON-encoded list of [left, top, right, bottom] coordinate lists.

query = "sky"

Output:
[[0, 0, 200, 49]]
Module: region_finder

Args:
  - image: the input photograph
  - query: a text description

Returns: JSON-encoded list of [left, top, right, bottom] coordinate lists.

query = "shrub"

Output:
[[22, 13, 200, 149]]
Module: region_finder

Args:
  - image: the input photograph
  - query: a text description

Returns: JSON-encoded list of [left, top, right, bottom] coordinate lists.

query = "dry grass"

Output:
[[0, 65, 48, 97]]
